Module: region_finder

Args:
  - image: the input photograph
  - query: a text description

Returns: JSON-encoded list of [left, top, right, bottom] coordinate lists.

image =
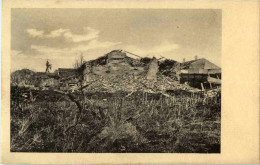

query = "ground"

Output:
[[11, 86, 220, 153]]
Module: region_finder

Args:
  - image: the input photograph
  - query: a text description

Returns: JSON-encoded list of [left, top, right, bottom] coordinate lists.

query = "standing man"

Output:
[[45, 60, 52, 73]]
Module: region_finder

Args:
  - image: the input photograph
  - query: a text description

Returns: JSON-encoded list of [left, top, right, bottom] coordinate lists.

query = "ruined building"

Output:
[[13, 50, 221, 92], [180, 57, 221, 88]]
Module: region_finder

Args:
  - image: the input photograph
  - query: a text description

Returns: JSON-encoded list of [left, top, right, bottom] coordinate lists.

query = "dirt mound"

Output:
[[11, 69, 36, 86]]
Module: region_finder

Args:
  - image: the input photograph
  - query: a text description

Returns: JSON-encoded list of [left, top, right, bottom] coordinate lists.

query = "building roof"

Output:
[[181, 58, 220, 70], [57, 68, 76, 72], [35, 72, 57, 79], [57, 68, 76, 78]]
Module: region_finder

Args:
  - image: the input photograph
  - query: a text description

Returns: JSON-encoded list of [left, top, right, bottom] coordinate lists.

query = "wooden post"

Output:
[[209, 82, 212, 89], [201, 83, 205, 91]]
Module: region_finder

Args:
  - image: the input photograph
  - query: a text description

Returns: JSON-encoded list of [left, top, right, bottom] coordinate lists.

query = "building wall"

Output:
[[187, 68, 208, 74], [146, 58, 159, 81], [180, 73, 221, 89], [106, 50, 127, 64], [180, 73, 208, 82]]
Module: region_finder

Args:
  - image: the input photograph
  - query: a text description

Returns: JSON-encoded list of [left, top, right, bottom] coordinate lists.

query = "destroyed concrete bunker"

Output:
[[12, 50, 221, 92]]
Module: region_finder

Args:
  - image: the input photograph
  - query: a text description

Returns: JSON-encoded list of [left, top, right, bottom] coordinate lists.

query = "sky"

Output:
[[11, 9, 221, 72]]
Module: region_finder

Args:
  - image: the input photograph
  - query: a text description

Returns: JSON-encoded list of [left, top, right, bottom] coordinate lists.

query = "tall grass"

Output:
[[11, 87, 220, 153]]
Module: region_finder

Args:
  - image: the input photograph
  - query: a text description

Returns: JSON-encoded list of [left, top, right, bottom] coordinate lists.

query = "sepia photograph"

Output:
[[10, 8, 222, 153], [2, 1, 260, 164]]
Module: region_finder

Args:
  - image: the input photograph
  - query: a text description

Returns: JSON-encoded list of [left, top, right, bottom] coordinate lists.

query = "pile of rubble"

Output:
[[81, 72, 197, 95], [204, 88, 221, 98]]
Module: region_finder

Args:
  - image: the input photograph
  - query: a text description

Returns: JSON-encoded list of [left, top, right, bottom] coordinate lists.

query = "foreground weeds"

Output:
[[11, 87, 220, 153]]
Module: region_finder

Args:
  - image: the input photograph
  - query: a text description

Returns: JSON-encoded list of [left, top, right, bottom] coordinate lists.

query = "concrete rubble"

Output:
[[11, 50, 221, 98]]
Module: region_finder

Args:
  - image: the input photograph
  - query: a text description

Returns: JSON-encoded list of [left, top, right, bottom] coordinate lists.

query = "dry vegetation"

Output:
[[11, 86, 220, 153]]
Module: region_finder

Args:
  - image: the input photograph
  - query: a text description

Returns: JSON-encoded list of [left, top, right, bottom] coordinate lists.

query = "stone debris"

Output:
[[11, 50, 221, 96], [81, 71, 197, 95], [204, 88, 221, 98]]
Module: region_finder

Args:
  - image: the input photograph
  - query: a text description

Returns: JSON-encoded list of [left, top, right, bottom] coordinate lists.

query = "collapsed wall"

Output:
[[11, 50, 185, 92], [146, 57, 159, 82], [79, 51, 185, 92]]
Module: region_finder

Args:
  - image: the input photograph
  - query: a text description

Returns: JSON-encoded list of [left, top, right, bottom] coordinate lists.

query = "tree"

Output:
[[73, 53, 87, 93], [73, 53, 85, 69]]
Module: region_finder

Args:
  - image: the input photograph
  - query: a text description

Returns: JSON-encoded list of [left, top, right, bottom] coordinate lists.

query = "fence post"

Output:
[[201, 83, 205, 91]]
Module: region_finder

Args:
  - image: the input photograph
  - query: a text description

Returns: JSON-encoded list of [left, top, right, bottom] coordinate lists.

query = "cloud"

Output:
[[124, 41, 180, 58], [26, 26, 121, 59], [45, 28, 69, 38], [31, 45, 69, 55], [73, 39, 121, 52], [63, 27, 99, 43], [30, 39, 121, 57], [22, 26, 121, 69], [26, 27, 99, 43], [26, 29, 44, 38]]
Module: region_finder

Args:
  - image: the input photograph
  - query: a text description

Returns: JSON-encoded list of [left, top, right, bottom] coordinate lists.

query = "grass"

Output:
[[10, 86, 220, 153]]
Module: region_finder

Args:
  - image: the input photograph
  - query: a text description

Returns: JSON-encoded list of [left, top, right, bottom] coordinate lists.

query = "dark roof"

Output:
[[35, 72, 57, 78], [57, 68, 75, 72], [181, 58, 220, 70], [57, 68, 76, 78]]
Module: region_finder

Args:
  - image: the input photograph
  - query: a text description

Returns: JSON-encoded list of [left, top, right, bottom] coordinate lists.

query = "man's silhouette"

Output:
[[45, 60, 52, 73]]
